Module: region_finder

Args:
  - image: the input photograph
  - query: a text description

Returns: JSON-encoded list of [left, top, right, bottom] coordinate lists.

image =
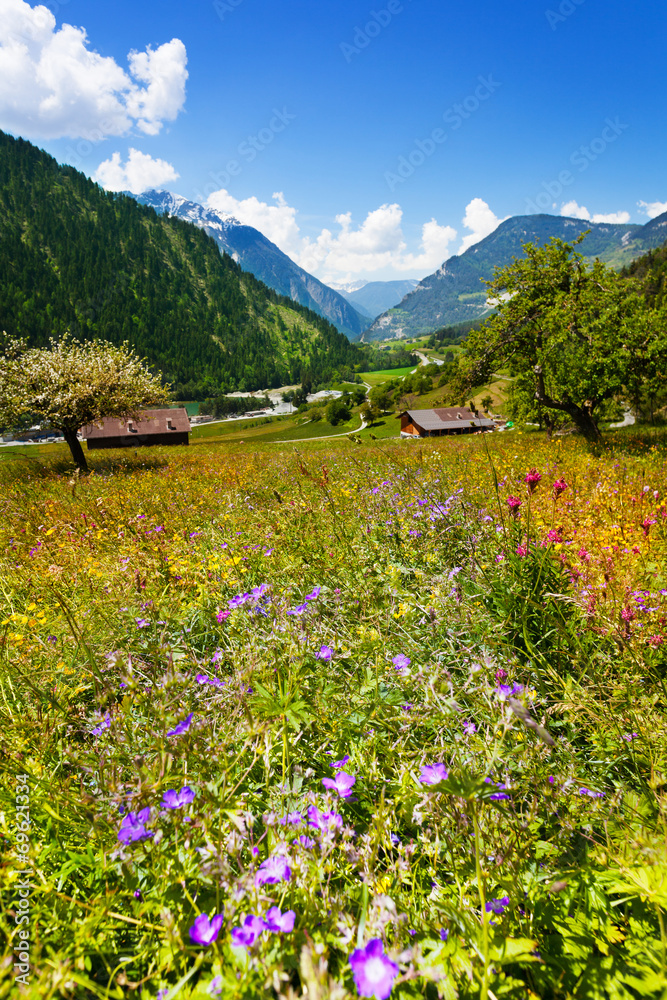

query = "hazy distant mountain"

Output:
[[337, 279, 421, 320], [365, 212, 667, 341], [135, 191, 369, 339]]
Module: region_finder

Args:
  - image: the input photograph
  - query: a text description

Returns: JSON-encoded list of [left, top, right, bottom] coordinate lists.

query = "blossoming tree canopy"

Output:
[[452, 235, 667, 441], [0, 333, 170, 472]]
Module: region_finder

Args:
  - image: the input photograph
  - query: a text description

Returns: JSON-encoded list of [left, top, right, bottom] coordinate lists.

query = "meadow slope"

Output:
[[2, 431, 667, 999]]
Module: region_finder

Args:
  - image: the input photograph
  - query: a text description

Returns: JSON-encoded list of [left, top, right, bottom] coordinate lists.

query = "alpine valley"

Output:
[[0, 131, 411, 397]]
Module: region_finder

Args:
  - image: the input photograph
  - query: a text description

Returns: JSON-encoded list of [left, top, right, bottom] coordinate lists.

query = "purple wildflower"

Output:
[[322, 771, 356, 798], [231, 914, 265, 948], [255, 855, 292, 886], [495, 683, 524, 698], [579, 787, 605, 798], [329, 754, 350, 769], [207, 976, 223, 997], [307, 805, 343, 832], [287, 603, 308, 616], [294, 835, 316, 848], [189, 912, 224, 946], [622, 732, 639, 741], [419, 763, 448, 786], [317, 645, 334, 661], [462, 721, 477, 736], [392, 653, 411, 671], [118, 808, 152, 844], [305, 586, 322, 600], [91, 711, 112, 737], [439, 928, 449, 941], [264, 906, 296, 934], [485, 896, 510, 915], [161, 786, 195, 809], [167, 713, 193, 737], [349, 939, 399, 999], [135, 618, 150, 628], [277, 811, 302, 826]]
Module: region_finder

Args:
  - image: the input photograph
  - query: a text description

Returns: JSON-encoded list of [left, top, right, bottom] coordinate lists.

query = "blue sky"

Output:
[[1, 0, 666, 281]]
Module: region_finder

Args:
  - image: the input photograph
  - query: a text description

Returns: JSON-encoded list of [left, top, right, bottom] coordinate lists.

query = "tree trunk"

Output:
[[63, 429, 89, 473], [570, 404, 601, 442]]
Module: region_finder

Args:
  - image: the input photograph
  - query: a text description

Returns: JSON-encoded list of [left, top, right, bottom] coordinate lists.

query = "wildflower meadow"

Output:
[[2, 431, 667, 999]]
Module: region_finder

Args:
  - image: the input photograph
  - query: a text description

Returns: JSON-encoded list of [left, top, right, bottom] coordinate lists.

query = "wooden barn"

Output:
[[399, 407, 495, 438], [83, 408, 191, 450]]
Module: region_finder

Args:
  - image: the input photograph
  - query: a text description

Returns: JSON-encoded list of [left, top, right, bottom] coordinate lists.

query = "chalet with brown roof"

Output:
[[399, 407, 495, 438], [83, 408, 191, 450]]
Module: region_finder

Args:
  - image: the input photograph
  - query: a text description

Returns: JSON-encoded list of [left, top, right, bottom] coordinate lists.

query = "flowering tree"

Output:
[[452, 236, 666, 441], [0, 334, 170, 472]]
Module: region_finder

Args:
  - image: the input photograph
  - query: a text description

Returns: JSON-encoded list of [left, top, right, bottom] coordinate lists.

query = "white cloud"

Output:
[[458, 198, 507, 253], [0, 0, 187, 140], [560, 200, 630, 225], [94, 148, 179, 194], [638, 199, 667, 220], [206, 190, 457, 279], [208, 190, 303, 258]]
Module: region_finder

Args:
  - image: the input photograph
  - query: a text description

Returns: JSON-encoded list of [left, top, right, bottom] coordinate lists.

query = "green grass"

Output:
[[4, 427, 667, 998], [359, 366, 416, 386]]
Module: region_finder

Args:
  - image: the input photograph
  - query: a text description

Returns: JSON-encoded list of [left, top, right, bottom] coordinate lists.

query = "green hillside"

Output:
[[622, 242, 667, 309], [0, 131, 365, 398], [365, 212, 667, 340]]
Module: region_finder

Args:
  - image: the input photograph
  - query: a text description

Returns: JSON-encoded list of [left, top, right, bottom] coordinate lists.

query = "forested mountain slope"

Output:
[[366, 212, 667, 341], [135, 190, 369, 339], [0, 131, 364, 398]]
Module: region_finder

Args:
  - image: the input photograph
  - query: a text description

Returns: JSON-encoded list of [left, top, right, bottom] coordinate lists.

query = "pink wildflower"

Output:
[[524, 469, 542, 493], [553, 478, 568, 499], [507, 496, 522, 518]]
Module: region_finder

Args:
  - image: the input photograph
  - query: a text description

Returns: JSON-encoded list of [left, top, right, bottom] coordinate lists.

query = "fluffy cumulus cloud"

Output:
[[560, 201, 630, 225], [458, 198, 507, 253], [207, 190, 303, 259], [206, 189, 458, 280], [638, 200, 667, 220], [0, 0, 188, 140], [94, 149, 179, 194]]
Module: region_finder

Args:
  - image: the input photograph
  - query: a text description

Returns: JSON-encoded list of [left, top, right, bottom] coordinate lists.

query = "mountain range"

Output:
[[365, 212, 667, 341], [0, 131, 366, 398], [134, 190, 369, 339], [335, 279, 421, 320]]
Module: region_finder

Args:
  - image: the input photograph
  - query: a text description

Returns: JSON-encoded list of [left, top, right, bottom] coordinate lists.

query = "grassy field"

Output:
[[360, 366, 416, 386], [3, 427, 667, 998]]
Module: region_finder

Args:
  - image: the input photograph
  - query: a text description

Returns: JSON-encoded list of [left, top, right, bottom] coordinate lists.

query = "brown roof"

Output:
[[83, 408, 191, 440], [401, 408, 495, 431]]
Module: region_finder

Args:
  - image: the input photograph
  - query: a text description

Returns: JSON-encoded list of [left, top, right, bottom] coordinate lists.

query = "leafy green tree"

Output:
[[480, 394, 493, 413], [453, 236, 666, 440], [325, 399, 351, 425], [360, 400, 380, 426], [0, 334, 169, 472], [369, 385, 393, 414]]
